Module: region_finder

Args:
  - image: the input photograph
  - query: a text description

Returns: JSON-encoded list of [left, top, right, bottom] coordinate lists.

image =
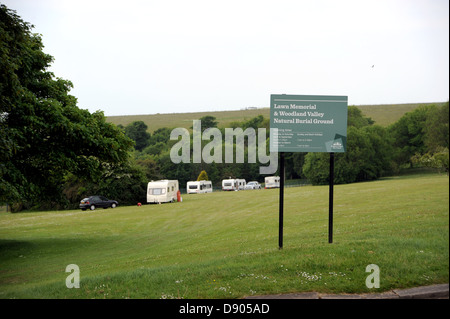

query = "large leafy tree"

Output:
[[195, 115, 218, 133], [302, 107, 394, 185], [424, 102, 449, 152], [388, 106, 431, 166], [124, 120, 151, 151], [0, 5, 134, 209]]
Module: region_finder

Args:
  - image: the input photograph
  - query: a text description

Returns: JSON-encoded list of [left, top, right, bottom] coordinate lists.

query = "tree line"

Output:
[[1, 5, 448, 211], [123, 102, 448, 190]]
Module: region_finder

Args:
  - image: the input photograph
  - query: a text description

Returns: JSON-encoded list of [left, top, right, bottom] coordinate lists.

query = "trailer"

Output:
[[222, 178, 246, 191], [237, 179, 246, 190], [187, 180, 213, 194], [264, 176, 280, 189], [147, 180, 179, 203], [222, 179, 239, 191]]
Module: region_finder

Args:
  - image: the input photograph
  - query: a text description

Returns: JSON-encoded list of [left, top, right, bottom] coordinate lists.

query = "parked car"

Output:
[[80, 196, 118, 211], [244, 181, 261, 190]]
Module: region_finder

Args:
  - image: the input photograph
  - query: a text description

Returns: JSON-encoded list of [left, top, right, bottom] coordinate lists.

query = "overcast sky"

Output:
[[3, 0, 449, 116]]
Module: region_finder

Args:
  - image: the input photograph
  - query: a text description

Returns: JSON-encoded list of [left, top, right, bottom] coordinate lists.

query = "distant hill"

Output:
[[107, 108, 270, 133], [106, 102, 446, 133], [355, 102, 447, 127]]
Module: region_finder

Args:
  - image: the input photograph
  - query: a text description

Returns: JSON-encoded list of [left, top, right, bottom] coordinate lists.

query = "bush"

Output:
[[303, 125, 394, 185], [411, 147, 449, 175], [197, 170, 209, 181]]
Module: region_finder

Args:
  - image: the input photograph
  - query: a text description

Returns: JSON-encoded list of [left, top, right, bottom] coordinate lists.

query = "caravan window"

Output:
[[149, 188, 166, 195], [224, 182, 232, 187], [189, 185, 198, 190]]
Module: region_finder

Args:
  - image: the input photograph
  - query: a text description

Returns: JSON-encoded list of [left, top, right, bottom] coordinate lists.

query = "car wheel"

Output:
[[111, 203, 117, 208], [90, 205, 96, 211]]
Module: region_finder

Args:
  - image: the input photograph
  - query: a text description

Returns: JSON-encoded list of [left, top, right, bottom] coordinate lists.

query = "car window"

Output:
[[100, 196, 108, 201]]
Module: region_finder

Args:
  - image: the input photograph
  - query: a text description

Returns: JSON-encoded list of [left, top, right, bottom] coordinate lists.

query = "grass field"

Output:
[[106, 102, 447, 133], [107, 108, 270, 133], [0, 172, 448, 299]]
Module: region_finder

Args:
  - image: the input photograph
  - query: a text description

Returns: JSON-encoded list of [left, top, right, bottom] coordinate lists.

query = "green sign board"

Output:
[[270, 94, 348, 153]]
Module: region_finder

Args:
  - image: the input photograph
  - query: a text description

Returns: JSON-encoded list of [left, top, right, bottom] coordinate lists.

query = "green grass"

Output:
[[356, 102, 447, 127], [0, 172, 448, 299], [106, 108, 270, 133], [106, 102, 446, 132]]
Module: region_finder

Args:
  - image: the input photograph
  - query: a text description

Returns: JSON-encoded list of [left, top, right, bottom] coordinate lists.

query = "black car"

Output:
[[80, 196, 118, 211]]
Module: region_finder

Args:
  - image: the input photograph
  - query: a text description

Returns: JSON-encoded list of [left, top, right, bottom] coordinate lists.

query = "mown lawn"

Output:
[[0, 172, 448, 299]]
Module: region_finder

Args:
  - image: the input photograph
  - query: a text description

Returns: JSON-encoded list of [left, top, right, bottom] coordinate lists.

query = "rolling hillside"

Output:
[[106, 102, 447, 133]]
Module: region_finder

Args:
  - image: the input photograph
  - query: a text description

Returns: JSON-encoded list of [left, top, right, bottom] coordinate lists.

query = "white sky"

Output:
[[2, 0, 449, 116]]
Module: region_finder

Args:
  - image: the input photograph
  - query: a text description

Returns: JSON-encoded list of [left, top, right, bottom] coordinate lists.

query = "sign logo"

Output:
[[331, 140, 343, 150]]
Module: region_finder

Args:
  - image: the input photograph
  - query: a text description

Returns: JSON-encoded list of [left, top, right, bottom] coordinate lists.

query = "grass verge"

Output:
[[0, 172, 448, 298]]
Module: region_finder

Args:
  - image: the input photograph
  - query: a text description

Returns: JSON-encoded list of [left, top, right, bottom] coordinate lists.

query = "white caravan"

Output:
[[222, 178, 246, 191], [187, 180, 213, 194], [264, 176, 280, 189], [237, 179, 246, 190], [222, 179, 239, 191], [147, 180, 179, 203]]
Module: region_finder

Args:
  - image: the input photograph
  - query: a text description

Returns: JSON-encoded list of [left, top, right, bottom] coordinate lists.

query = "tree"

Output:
[[412, 147, 449, 175], [410, 102, 449, 174], [205, 162, 220, 185], [301, 105, 390, 184], [197, 170, 209, 181], [0, 5, 134, 210], [196, 116, 218, 132], [302, 153, 331, 185], [135, 156, 161, 181], [424, 102, 449, 152], [347, 106, 374, 128], [242, 115, 265, 130], [143, 127, 172, 156], [62, 161, 148, 207], [302, 125, 394, 185], [124, 121, 151, 151], [388, 106, 429, 166], [149, 127, 172, 144]]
